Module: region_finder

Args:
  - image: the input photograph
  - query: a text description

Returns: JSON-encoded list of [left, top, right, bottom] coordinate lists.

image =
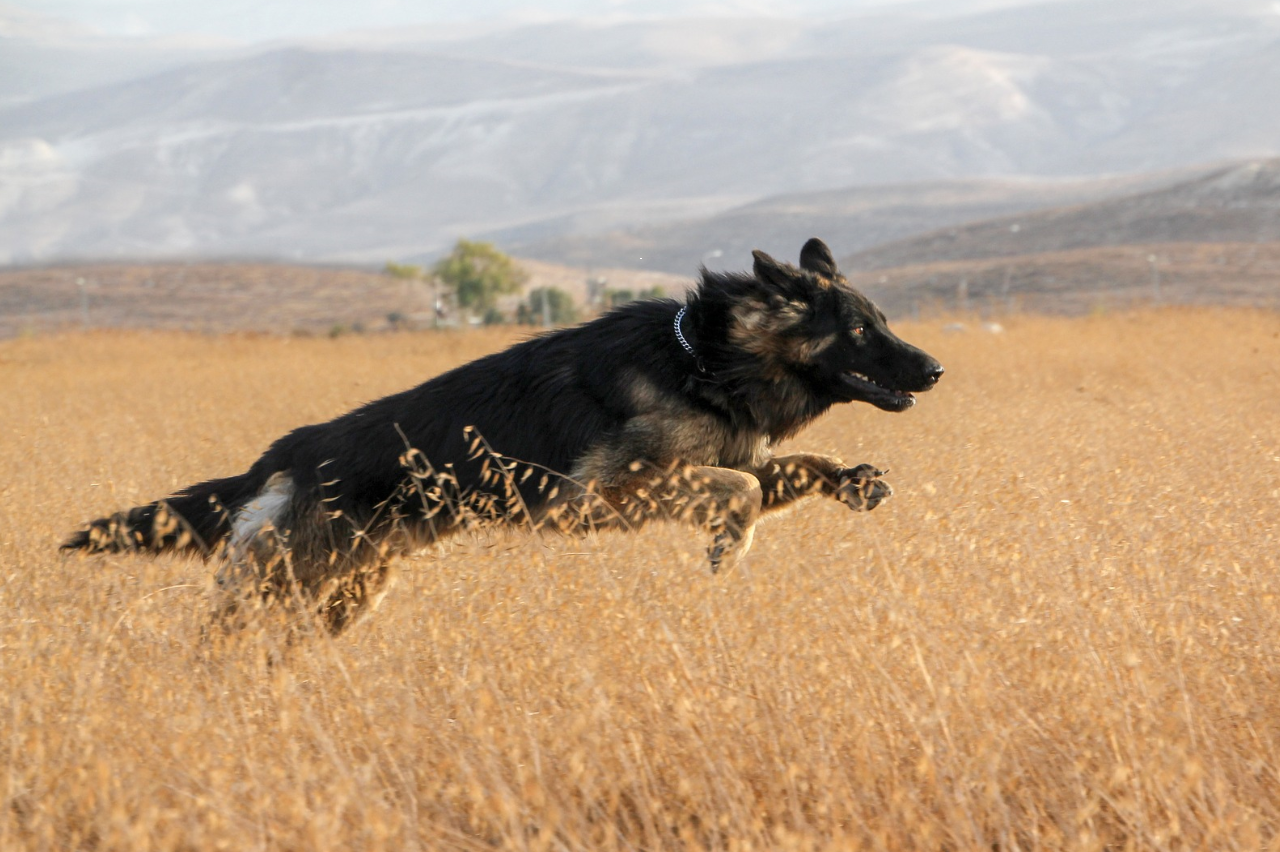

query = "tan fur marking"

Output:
[[625, 371, 665, 411], [728, 296, 821, 371], [572, 408, 770, 487], [778, 300, 808, 322], [578, 371, 771, 484], [783, 332, 837, 363]]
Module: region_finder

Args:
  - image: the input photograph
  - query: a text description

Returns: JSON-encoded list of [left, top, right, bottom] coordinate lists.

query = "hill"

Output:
[[2, 237, 1274, 339], [847, 159, 1280, 271], [856, 242, 1280, 317], [510, 170, 1203, 275], [4, 1, 1280, 265], [0, 260, 687, 338]]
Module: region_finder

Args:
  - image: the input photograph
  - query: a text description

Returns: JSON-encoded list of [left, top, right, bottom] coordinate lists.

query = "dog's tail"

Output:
[[62, 471, 265, 557]]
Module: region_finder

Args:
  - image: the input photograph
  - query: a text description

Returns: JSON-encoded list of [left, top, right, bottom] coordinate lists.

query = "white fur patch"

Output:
[[228, 472, 294, 561]]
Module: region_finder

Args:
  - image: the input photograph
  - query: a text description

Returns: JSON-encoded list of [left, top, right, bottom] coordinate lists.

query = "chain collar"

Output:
[[674, 306, 707, 374]]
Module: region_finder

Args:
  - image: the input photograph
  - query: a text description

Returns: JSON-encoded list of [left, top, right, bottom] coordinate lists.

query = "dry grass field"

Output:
[[2, 309, 1279, 850]]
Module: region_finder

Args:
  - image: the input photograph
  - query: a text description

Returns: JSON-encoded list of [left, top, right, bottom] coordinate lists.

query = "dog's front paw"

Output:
[[835, 464, 892, 511]]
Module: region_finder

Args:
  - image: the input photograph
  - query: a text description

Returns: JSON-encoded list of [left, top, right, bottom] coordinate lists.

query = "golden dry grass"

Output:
[[2, 309, 1279, 850]]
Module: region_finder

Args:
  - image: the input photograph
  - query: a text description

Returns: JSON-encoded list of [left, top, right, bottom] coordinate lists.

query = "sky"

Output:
[[8, 0, 965, 41]]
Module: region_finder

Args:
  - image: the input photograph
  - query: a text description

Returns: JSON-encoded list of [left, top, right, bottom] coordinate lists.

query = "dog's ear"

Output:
[[752, 249, 801, 294], [798, 238, 838, 278]]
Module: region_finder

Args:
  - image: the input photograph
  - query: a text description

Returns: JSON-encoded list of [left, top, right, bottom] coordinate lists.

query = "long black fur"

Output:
[[61, 473, 258, 555]]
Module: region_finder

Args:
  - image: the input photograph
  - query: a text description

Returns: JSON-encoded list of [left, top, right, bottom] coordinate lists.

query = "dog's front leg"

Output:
[[650, 466, 762, 574], [583, 465, 762, 574], [753, 453, 893, 514], [686, 467, 762, 574]]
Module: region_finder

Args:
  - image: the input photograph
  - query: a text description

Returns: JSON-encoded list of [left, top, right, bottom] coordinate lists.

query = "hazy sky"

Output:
[[11, 0, 954, 41]]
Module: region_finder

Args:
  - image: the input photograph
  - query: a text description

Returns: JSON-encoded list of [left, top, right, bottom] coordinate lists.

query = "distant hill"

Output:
[[509, 170, 1203, 275], [855, 242, 1280, 317], [5, 1, 1280, 265], [0, 260, 686, 338], [3, 240, 1274, 340], [846, 159, 1280, 271]]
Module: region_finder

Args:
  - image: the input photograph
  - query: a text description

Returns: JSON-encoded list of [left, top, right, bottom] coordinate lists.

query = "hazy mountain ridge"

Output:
[[844, 158, 1280, 270], [4, 0, 1280, 266], [509, 169, 1204, 274]]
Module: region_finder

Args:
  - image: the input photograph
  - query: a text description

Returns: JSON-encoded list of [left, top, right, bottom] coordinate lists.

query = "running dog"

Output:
[[64, 238, 944, 634]]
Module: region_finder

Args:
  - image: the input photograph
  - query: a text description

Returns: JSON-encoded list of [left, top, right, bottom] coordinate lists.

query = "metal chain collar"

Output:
[[674, 306, 707, 374]]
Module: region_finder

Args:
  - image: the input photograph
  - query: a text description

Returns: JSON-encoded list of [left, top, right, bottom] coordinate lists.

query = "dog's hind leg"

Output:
[[208, 472, 299, 634], [315, 561, 398, 636]]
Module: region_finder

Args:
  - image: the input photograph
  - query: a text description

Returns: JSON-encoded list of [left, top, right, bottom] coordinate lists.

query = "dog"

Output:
[[63, 238, 943, 634]]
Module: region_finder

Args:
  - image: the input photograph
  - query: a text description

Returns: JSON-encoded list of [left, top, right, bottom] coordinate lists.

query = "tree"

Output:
[[383, 261, 424, 281], [524, 287, 579, 326], [605, 288, 635, 309], [433, 239, 528, 315], [603, 285, 665, 310]]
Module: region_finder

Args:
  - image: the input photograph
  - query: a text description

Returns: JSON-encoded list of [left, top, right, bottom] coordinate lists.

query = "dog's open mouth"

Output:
[[841, 371, 916, 411]]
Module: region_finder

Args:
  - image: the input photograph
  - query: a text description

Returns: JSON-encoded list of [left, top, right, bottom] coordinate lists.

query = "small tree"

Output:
[[605, 289, 634, 309], [384, 261, 424, 281], [602, 286, 664, 310], [525, 287, 578, 326], [433, 239, 528, 316]]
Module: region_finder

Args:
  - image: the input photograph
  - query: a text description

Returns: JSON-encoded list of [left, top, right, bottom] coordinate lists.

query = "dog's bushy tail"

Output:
[[62, 472, 263, 557]]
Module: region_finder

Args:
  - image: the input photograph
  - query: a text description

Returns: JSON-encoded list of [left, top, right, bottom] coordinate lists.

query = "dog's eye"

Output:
[[851, 325, 865, 337]]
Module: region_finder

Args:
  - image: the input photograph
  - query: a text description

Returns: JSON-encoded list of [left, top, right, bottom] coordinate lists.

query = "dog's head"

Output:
[[723, 238, 944, 412]]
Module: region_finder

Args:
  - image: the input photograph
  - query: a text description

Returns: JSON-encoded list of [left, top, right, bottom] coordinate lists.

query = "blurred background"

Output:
[[2, 0, 1279, 332]]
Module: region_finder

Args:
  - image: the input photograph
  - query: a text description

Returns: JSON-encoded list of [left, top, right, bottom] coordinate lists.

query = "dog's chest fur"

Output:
[[571, 372, 770, 485]]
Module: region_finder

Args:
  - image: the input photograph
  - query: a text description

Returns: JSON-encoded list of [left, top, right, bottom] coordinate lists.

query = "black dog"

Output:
[[64, 239, 943, 633]]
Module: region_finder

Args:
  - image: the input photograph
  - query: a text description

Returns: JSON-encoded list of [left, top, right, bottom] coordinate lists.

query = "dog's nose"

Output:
[[926, 364, 945, 385]]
